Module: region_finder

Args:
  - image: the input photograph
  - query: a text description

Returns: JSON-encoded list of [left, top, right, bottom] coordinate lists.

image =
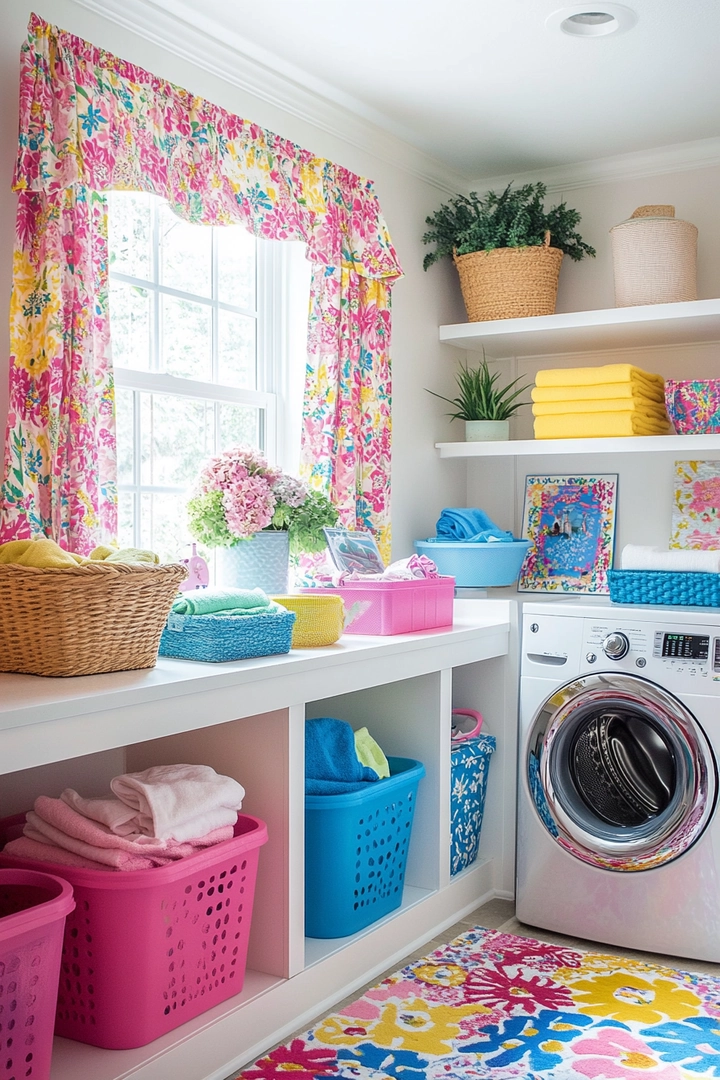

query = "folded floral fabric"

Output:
[[531, 382, 665, 404], [534, 364, 665, 390], [435, 508, 513, 543], [620, 545, 720, 573], [533, 413, 673, 439], [3, 835, 115, 871], [532, 398, 669, 419], [110, 763, 245, 842], [171, 586, 280, 617]]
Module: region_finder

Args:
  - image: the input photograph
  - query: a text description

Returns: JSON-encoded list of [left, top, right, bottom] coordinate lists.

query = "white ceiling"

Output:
[[147, 0, 720, 180]]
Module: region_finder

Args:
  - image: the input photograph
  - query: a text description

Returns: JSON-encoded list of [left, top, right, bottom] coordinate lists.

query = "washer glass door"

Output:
[[526, 673, 716, 871]]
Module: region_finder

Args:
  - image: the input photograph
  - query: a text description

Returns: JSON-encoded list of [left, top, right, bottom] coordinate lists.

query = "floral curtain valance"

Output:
[[1, 14, 402, 556]]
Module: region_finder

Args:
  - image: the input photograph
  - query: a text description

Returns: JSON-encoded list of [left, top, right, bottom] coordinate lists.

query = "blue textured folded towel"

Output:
[[305, 717, 379, 796], [434, 507, 513, 543]]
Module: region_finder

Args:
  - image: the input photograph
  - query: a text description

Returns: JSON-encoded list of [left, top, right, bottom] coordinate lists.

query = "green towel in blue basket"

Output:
[[172, 587, 281, 617]]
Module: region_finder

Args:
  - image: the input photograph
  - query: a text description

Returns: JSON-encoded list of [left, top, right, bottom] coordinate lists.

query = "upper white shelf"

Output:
[[439, 297, 720, 357], [436, 433, 720, 458]]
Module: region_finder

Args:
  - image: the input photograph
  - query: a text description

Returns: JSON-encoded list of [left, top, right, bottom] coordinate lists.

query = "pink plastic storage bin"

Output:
[[0, 868, 74, 1080], [304, 576, 455, 635], [0, 815, 267, 1050]]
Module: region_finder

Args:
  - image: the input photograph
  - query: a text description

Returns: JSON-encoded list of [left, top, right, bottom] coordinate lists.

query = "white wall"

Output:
[[0, 1, 467, 560], [463, 163, 720, 556]]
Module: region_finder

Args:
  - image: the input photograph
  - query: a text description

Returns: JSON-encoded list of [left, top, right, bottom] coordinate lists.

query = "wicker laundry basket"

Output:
[[0, 561, 187, 676], [453, 232, 564, 322], [610, 205, 697, 307]]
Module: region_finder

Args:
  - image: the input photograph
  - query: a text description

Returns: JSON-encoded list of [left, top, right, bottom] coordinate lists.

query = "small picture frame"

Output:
[[518, 474, 618, 594], [323, 527, 386, 575]]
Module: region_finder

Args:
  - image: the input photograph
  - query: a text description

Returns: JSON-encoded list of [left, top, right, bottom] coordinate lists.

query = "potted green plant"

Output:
[[427, 357, 531, 441], [423, 182, 595, 322]]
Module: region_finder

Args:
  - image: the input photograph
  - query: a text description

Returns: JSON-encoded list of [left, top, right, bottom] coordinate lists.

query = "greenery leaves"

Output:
[[427, 357, 531, 422], [422, 182, 596, 269]]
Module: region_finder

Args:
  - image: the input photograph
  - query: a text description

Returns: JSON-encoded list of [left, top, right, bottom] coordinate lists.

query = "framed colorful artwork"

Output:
[[671, 460, 720, 550], [518, 474, 618, 593]]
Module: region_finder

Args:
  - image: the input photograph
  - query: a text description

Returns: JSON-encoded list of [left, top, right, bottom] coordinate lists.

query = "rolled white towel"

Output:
[[620, 545, 720, 573]]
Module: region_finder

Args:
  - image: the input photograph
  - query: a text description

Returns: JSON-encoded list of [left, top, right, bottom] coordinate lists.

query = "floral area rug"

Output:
[[239, 926, 720, 1079]]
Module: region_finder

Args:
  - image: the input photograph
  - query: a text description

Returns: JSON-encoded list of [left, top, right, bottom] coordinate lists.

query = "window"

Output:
[[108, 192, 308, 561]]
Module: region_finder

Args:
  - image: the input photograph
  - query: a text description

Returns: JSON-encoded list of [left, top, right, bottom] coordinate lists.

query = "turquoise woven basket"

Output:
[[159, 608, 296, 661], [607, 569, 720, 607]]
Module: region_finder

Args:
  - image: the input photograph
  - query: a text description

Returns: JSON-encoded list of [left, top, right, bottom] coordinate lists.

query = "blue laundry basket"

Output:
[[451, 734, 496, 875], [305, 757, 425, 938]]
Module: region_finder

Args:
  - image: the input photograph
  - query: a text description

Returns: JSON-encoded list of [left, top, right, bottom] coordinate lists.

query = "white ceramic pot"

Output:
[[464, 419, 510, 442]]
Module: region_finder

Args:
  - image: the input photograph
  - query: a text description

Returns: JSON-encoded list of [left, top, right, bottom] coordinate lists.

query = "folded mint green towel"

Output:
[[172, 587, 277, 617]]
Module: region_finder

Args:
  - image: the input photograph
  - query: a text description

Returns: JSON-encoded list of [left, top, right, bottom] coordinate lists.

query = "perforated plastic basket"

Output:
[[305, 757, 425, 938], [302, 578, 454, 635], [0, 815, 267, 1050], [0, 868, 74, 1080]]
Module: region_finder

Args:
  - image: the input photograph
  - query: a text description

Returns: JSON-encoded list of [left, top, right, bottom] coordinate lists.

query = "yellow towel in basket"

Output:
[[534, 413, 673, 439], [531, 382, 666, 404], [0, 538, 84, 568], [534, 364, 664, 391]]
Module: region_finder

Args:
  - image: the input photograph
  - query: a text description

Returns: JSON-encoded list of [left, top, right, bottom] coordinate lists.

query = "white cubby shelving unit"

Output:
[[0, 599, 516, 1080]]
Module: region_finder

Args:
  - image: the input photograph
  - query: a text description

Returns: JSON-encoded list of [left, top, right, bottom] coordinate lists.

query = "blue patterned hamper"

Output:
[[158, 608, 296, 662], [450, 734, 496, 876]]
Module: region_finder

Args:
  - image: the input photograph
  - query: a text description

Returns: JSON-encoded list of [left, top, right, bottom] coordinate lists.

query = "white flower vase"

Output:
[[217, 531, 290, 594]]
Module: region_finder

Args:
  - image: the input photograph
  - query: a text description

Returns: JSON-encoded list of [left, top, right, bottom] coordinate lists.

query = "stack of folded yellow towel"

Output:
[[532, 363, 673, 439]]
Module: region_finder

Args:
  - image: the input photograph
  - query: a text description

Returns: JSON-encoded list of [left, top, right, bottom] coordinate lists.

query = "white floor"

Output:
[[227, 896, 720, 1078]]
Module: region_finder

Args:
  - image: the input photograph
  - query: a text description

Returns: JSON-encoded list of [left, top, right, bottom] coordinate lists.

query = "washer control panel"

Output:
[[580, 619, 720, 680]]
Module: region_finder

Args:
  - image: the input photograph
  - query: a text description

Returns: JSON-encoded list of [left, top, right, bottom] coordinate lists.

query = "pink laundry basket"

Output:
[[0, 814, 267, 1050], [0, 868, 75, 1080]]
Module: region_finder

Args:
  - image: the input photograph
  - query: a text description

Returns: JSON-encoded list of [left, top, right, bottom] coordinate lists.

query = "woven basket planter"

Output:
[[0, 561, 187, 676], [453, 234, 564, 322], [610, 205, 697, 307]]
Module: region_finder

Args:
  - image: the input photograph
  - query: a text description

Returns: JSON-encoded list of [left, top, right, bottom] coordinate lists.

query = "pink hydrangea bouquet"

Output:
[[187, 446, 338, 555]]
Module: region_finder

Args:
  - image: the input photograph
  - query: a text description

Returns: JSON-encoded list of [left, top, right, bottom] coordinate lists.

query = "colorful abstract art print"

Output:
[[671, 460, 720, 550], [518, 474, 618, 593]]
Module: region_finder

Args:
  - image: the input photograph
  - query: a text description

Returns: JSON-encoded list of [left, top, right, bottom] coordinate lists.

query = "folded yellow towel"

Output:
[[531, 382, 665, 404], [0, 538, 85, 568], [534, 413, 673, 439], [534, 364, 665, 390], [104, 547, 160, 565], [532, 398, 669, 419]]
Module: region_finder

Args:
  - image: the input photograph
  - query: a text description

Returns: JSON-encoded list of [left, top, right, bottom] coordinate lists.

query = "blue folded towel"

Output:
[[306, 718, 379, 796], [434, 507, 513, 543]]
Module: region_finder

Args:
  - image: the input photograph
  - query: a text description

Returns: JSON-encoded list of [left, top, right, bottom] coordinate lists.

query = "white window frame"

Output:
[[109, 194, 305, 552]]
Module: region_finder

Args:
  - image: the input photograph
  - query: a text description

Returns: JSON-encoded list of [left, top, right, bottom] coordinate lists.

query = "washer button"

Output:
[[636, 657, 647, 668], [586, 652, 597, 664], [530, 623, 539, 633]]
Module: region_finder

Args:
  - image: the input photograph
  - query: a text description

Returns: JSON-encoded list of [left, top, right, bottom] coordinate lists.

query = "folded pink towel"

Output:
[[4, 835, 115, 871], [26, 796, 236, 870], [110, 764, 245, 842], [60, 789, 141, 835]]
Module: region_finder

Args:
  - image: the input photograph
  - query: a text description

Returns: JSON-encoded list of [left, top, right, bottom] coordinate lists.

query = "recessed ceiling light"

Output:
[[546, 4, 637, 37]]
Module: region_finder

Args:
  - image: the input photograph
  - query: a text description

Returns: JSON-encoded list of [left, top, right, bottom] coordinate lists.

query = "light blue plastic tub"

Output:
[[414, 539, 531, 587]]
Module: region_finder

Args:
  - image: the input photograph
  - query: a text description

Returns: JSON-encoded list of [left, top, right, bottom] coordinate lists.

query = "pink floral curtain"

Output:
[[0, 14, 402, 555]]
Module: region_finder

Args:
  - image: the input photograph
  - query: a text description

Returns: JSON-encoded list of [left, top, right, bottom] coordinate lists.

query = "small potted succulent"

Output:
[[422, 181, 595, 322], [427, 357, 531, 441]]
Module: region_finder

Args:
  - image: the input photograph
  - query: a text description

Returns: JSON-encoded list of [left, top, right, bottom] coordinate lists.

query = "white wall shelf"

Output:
[[439, 297, 720, 357], [436, 433, 720, 458], [0, 600, 516, 1080]]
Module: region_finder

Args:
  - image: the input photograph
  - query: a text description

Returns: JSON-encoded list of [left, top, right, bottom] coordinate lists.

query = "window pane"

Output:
[[108, 191, 152, 279], [218, 310, 256, 388], [218, 402, 262, 449], [217, 226, 256, 310], [116, 388, 135, 484], [161, 296, 212, 381], [110, 281, 151, 371], [159, 202, 211, 298], [140, 492, 192, 563], [139, 392, 214, 488], [118, 489, 135, 550]]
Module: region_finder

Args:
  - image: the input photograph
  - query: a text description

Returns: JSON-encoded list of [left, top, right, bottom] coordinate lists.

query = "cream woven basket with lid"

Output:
[[610, 205, 697, 307]]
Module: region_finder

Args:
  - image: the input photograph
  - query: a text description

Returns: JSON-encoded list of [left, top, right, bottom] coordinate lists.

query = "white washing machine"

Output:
[[518, 600, 720, 962]]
